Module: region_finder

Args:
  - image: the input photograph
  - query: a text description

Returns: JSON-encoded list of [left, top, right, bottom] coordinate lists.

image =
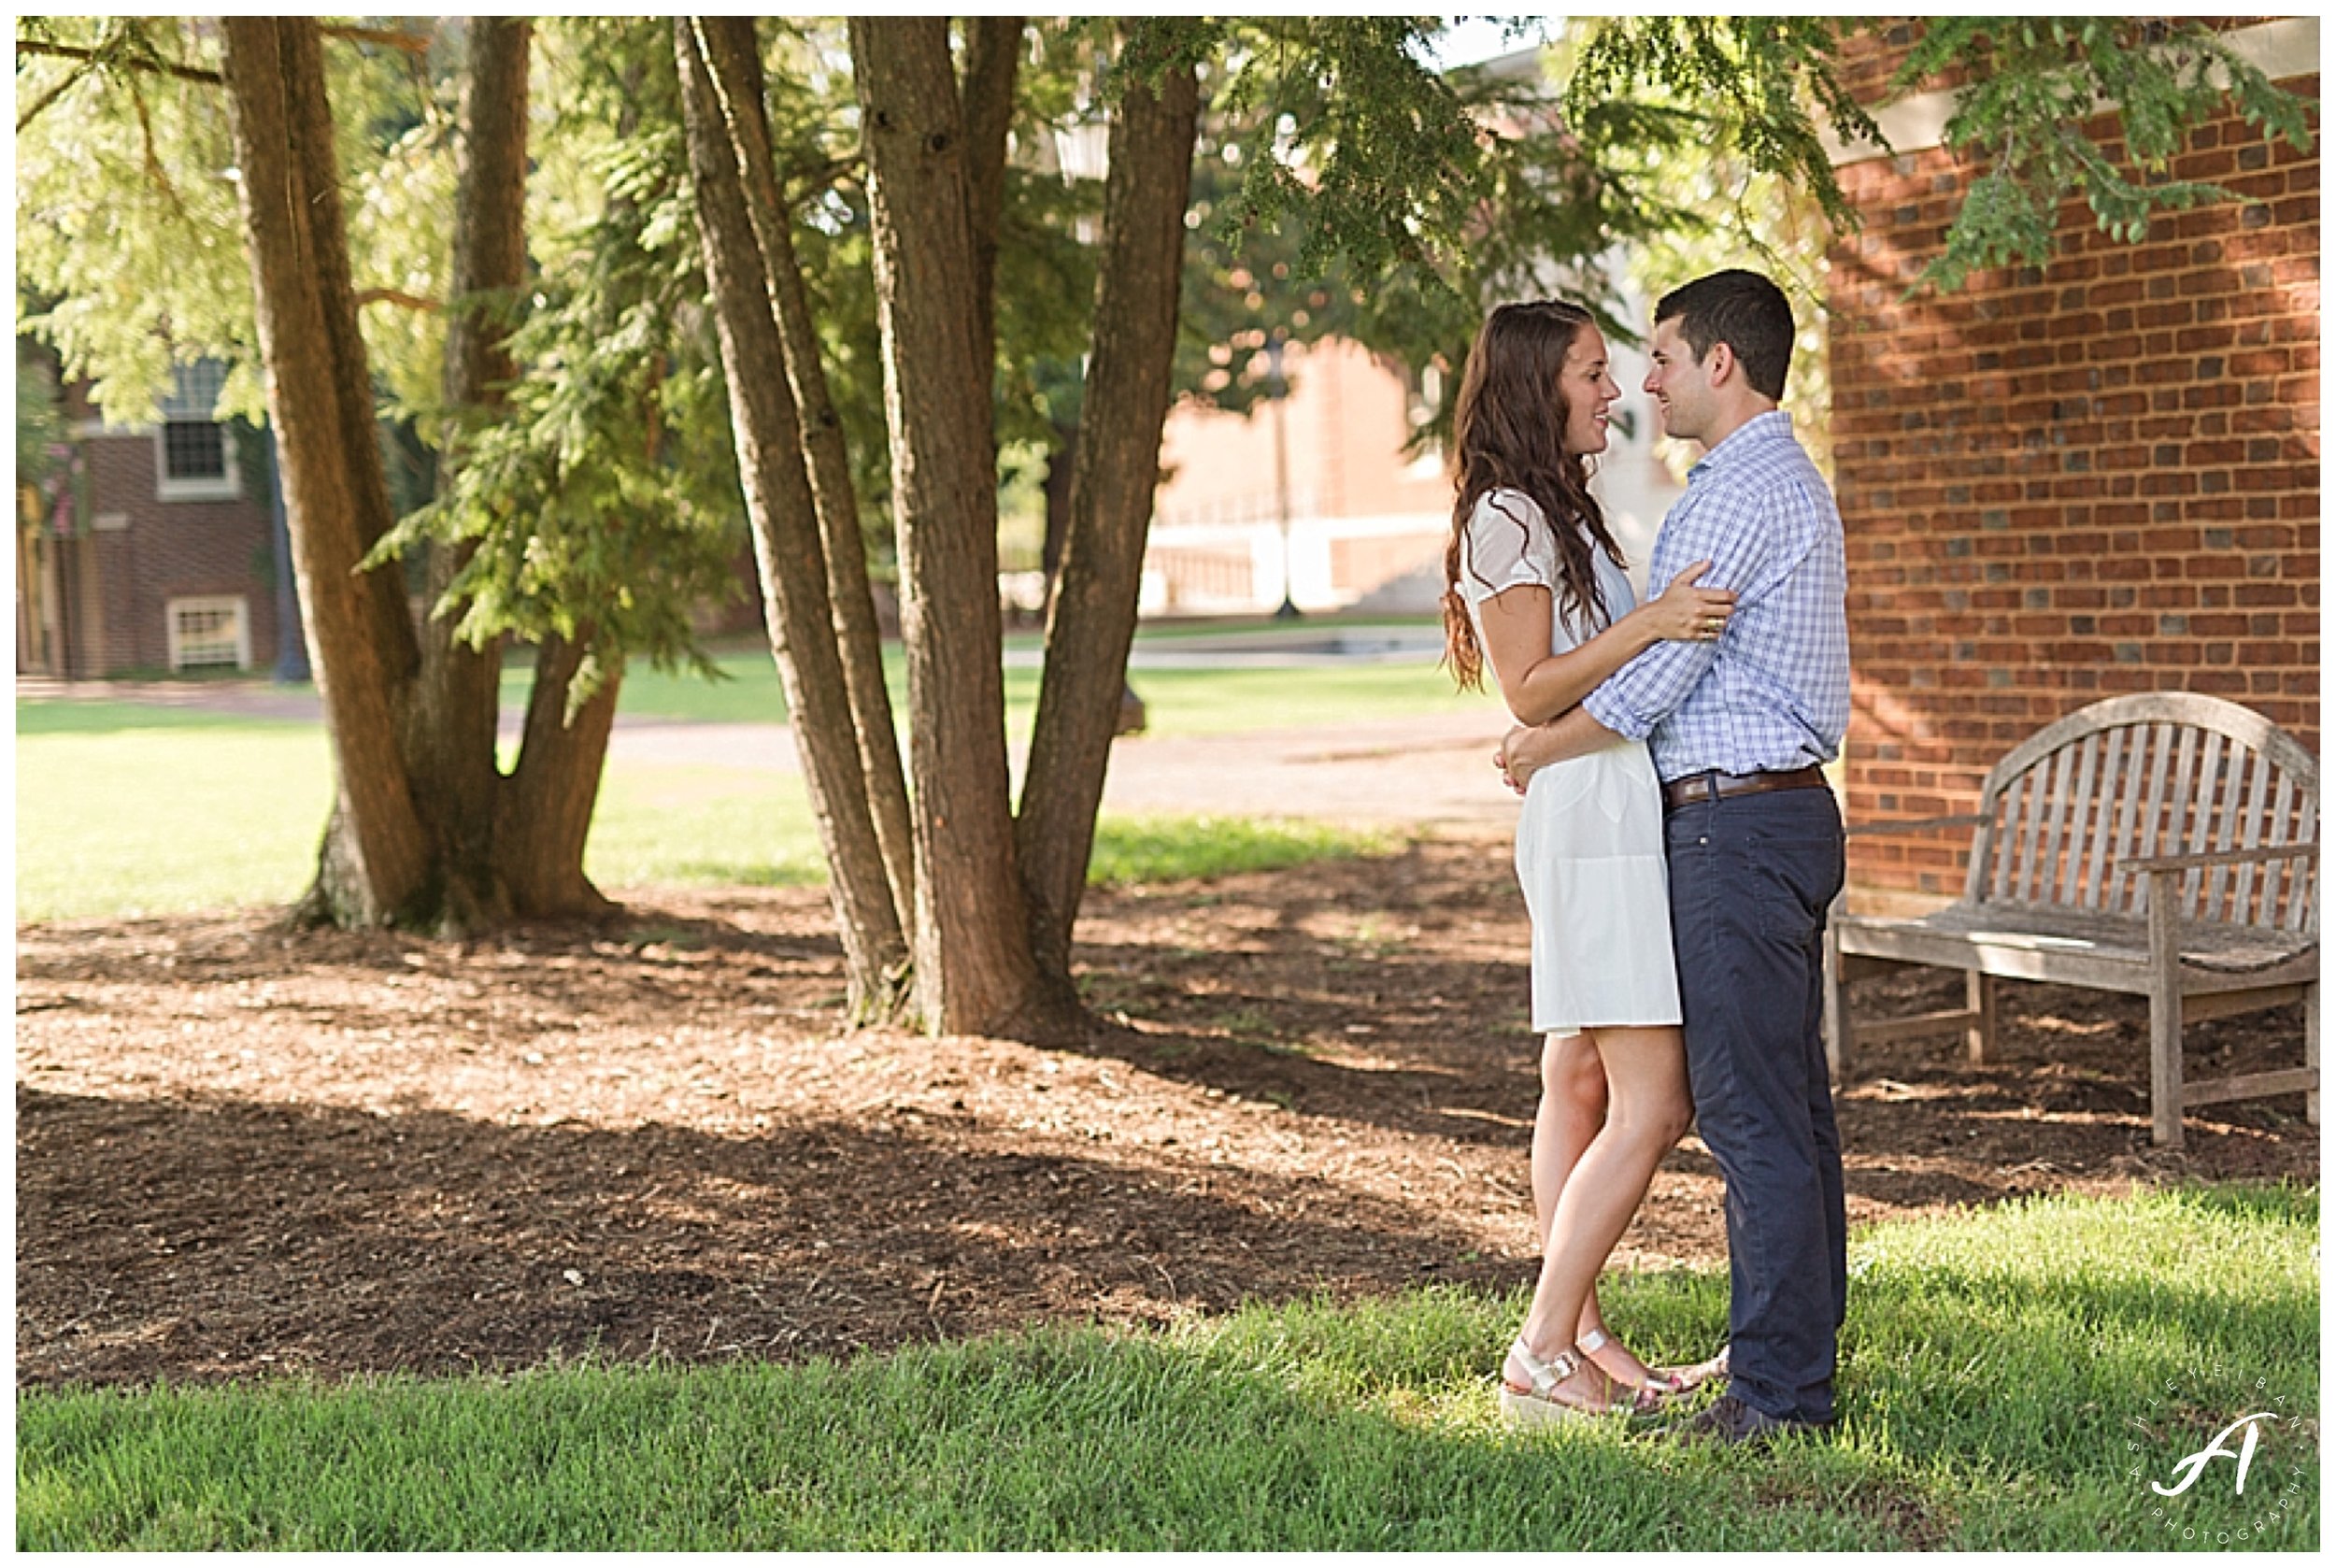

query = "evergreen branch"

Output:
[[126, 76, 191, 225], [13, 37, 220, 85], [354, 288, 443, 313], [320, 24, 433, 58], [15, 23, 427, 89], [782, 151, 862, 205], [14, 60, 88, 131]]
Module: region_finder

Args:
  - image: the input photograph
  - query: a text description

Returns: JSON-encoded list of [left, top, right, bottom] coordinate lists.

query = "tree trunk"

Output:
[[1018, 58, 1201, 979], [221, 18, 432, 928], [1041, 421, 1077, 578], [677, 17, 913, 1022], [959, 17, 1023, 380], [691, 17, 917, 935], [849, 17, 1069, 1040], [495, 632, 621, 918], [419, 14, 532, 932]]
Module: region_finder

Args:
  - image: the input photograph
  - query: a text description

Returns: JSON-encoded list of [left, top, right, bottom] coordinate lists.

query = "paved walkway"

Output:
[[18, 677, 1523, 832]]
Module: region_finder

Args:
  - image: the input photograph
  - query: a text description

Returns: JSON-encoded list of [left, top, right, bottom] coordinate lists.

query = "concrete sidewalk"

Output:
[[19, 677, 1524, 833]]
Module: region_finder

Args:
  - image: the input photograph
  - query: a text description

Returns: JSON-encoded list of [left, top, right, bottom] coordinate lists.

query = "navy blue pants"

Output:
[[1663, 785, 1847, 1425]]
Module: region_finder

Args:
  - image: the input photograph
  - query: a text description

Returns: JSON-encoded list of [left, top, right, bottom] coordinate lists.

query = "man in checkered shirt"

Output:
[[1500, 269, 1851, 1447]]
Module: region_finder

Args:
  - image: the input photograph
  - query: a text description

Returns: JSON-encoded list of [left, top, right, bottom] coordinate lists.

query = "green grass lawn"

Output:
[[16, 1187, 2316, 1550], [511, 632, 1495, 734], [14, 705, 1394, 920]]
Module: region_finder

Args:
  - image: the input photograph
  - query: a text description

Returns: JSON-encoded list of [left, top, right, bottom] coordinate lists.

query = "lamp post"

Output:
[[1264, 335, 1301, 620]]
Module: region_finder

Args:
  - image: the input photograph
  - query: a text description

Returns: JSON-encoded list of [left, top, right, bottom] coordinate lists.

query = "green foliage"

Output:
[[1565, 16, 2317, 298], [1174, 134, 1371, 421], [13, 17, 452, 424], [1139, 20, 1714, 447], [367, 19, 748, 713], [1190, 19, 1489, 290], [15, 346, 67, 491], [1895, 19, 2318, 291], [17, 1189, 2317, 1549], [1568, 18, 1878, 235]]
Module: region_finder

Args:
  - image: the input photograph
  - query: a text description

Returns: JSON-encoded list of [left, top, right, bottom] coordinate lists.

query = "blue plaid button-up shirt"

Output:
[[1582, 410, 1849, 781]]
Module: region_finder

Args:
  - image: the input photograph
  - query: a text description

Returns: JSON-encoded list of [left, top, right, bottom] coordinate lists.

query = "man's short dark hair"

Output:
[[1655, 269, 1793, 400]]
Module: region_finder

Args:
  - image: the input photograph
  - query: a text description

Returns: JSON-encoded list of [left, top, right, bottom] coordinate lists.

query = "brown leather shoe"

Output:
[[1665, 1392, 1823, 1448]]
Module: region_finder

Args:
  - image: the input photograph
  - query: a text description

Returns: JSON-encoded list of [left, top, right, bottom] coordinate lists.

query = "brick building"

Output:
[[1825, 17, 2320, 912], [17, 360, 292, 678]]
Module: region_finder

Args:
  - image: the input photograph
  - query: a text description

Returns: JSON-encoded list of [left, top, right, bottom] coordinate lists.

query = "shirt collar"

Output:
[[1687, 408, 1794, 481]]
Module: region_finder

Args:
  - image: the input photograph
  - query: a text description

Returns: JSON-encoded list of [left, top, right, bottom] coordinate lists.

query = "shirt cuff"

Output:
[[1582, 682, 1652, 742]]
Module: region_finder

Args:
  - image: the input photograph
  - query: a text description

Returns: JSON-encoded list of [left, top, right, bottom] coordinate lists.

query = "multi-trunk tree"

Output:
[[218, 16, 630, 930], [675, 17, 1200, 1035], [19, 17, 744, 933]]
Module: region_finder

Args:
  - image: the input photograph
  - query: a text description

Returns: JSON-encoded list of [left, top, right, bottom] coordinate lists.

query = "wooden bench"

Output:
[[1823, 692, 2318, 1148]]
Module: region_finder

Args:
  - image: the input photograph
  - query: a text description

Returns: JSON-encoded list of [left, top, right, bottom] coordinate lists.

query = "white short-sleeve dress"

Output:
[[1460, 489, 1684, 1037]]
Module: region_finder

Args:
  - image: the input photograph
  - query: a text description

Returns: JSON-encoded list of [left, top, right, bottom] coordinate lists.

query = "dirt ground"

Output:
[[15, 834, 2316, 1390]]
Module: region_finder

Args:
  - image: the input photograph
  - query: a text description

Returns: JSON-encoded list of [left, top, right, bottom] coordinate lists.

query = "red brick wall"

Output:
[[80, 430, 282, 675], [1827, 62, 2319, 906]]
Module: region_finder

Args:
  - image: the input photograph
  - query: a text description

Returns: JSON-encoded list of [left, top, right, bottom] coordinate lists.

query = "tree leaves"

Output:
[[1568, 17, 1877, 234], [1899, 19, 2316, 292], [372, 20, 743, 719], [1560, 16, 2315, 296]]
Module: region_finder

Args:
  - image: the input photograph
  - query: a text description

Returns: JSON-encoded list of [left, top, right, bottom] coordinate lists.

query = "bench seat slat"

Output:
[[1836, 901, 2315, 981]]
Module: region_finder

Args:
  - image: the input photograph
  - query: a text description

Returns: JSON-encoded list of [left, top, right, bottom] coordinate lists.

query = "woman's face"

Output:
[[1557, 324, 1623, 457]]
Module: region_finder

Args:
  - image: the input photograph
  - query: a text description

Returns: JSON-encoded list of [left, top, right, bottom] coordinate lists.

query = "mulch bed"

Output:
[[16, 836, 2315, 1390]]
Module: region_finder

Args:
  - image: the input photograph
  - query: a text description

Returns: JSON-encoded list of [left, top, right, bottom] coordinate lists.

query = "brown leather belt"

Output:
[[1661, 764, 1829, 811]]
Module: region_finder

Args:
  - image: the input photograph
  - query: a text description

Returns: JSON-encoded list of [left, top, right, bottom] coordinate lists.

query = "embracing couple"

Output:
[[1440, 269, 1850, 1446]]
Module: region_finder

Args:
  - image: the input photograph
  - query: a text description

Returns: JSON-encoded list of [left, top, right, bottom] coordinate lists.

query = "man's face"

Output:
[[1644, 316, 1715, 445]]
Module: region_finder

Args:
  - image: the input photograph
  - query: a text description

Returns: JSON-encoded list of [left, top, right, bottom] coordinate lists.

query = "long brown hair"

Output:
[[1440, 299, 1628, 691]]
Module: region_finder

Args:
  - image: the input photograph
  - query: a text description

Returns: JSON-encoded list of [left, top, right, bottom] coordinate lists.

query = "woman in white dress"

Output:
[[1440, 299, 1735, 1422]]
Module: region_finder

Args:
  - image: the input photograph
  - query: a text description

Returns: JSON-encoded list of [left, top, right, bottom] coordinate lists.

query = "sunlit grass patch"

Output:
[[1086, 814, 1391, 886], [16, 1188, 2315, 1550], [15, 708, 1400, 919]]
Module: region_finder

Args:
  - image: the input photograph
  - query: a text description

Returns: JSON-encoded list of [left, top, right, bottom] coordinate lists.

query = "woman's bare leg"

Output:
[[1507, 1024, 1692, 1406], [1530, 1031, 1653, 1385], [1531, 1032, 1604, 1247]]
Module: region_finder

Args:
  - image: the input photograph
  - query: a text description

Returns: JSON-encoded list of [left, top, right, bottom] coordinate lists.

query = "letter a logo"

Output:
[[2153, 1413, 2278, 1498]]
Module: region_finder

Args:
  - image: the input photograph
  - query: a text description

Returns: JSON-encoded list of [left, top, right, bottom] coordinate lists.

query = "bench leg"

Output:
[[1822, 916, 1850, 1086], [2307, 979, 2320, 1128], [2146, 869, 2185, 1149], [1965, 971, 1997, 1065], [2147, 989, 2185, 1149]]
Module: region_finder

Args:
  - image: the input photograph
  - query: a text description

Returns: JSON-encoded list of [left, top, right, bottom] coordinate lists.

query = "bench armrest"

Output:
[[1846, 812, 1988, 840], [2129, 843, 2320, 875]]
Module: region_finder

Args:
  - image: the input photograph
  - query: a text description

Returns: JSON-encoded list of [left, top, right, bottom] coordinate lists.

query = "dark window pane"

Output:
[[163, 420, 226, 481]]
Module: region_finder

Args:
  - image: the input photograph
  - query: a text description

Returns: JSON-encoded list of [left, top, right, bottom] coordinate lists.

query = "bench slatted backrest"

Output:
[[1966, 693, 2318, 934]]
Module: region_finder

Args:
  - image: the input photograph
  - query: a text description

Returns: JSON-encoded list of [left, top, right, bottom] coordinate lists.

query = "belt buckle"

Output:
[[1674, 770, 1723, 808]]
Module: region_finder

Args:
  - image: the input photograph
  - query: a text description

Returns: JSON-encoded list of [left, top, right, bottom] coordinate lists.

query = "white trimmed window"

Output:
[[166, 595, 251, 671], [154, 361, 241, 502]]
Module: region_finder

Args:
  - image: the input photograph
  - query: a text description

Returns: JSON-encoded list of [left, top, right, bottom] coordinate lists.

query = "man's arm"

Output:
[[1495, 705, 1624, 793], [1579, 479, 1803, 741]]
